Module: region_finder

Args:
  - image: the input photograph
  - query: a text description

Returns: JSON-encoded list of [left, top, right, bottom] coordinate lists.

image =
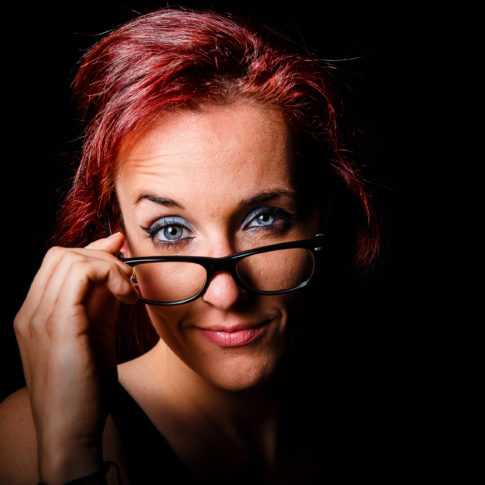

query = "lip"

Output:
[[196, 320, 271, 347]]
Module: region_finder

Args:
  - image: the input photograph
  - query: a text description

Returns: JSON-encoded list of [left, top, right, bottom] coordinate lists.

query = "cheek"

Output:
[[145, 305, 191, 340]]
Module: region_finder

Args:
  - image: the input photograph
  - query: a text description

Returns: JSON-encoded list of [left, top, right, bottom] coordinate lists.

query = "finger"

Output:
[[83, 233, 133, 277], [47, 255, 136, 325], [73, 248, 132, 277], [15, 246, 69, 327], [18, 236, 132, 321], [18, 253, 133, 343], [56, 258, 137, 315], [85, 231, 125, 252]]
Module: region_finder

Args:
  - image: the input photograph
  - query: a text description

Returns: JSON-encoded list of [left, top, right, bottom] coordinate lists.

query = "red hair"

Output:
[[52, 8, 379, 357]]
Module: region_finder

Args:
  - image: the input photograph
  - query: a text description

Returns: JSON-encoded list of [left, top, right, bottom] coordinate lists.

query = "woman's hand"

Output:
[[13, 233, 137, 483]]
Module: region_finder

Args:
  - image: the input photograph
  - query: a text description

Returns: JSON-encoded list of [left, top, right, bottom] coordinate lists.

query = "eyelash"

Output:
[[142, 216, 194, 248], [242, 206, 294, 232], [142, 207, 294, 248]]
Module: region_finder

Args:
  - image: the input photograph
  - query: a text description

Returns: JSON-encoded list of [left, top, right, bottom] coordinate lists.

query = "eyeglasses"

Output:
[[121, 234, 325, 305]]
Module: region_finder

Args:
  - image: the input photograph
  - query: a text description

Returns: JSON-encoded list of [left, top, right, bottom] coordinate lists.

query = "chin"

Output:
[[204, 352, 284, 392], [193, 317, 289, 392]]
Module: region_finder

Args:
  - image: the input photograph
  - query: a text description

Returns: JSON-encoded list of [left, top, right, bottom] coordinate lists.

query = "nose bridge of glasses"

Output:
[[205, 255, 241, 286]]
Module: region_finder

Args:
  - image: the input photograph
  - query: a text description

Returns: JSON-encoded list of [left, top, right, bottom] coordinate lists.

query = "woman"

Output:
[[0, 8, 378, 484]]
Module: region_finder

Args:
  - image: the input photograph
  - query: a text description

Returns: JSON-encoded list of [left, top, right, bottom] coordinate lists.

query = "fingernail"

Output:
[[108, 232, 122, 238]]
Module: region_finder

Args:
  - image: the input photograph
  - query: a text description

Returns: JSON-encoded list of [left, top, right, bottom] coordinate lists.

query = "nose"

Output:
[[200, 237, 246, 309], [201, 270, 243, 310]]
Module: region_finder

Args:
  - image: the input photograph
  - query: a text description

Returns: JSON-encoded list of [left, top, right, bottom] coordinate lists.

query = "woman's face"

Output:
[[115, 101, 320, 391]]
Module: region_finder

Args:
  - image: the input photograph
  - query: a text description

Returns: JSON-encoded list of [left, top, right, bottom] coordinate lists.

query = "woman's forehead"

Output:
[[115, 102, 296, 199], [118, 102, 290, 160]]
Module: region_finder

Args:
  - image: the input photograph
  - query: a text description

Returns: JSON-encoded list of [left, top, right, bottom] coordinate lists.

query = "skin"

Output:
[[0, 101, 320, 484]]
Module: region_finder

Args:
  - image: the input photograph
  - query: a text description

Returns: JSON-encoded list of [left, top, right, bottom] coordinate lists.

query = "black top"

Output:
[[109, 382, 382, 484], [110, 383, 193, 484]]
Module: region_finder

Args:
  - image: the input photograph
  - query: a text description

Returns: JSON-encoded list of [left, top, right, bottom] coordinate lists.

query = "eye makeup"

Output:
[[241, 206, 294, 233], [141, 215, 194, 249]]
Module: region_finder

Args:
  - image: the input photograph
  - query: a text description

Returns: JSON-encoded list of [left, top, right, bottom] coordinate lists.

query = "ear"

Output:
[[119, 234, 132, 258]]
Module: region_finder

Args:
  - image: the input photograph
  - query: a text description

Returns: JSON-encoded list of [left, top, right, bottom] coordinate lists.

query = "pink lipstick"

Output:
[[197, 321, 269, 347]]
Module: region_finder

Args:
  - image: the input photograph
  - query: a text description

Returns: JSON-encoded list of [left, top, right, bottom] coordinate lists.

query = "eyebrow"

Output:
[[135, 193, 185, 209], [135, 189, 298, 210], [240, 189, 299, 207]]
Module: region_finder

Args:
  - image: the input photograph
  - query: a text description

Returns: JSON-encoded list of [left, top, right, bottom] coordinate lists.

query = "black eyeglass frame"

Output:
[[121, 234, 325, 306]]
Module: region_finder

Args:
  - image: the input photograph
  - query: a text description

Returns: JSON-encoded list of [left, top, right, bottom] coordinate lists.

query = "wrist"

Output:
[[38, 461, 115, 485], [38, 439, 103, 485]]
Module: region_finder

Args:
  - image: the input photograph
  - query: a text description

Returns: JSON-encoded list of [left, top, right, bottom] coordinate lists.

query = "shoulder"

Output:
[[0, 387, 38, 484]]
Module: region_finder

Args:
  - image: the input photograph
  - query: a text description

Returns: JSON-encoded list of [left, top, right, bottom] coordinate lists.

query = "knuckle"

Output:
[[71, 259, 102, 281], [107, 266, 132, 296], [43, 245, 64, 263], [14, 311, 41, 340], [45, 247, 87, 267], [58, 251, 91, 276], [46, 308, 65, 333], [59, 249, 82, 264], [114, 272, 130, 293], [13, 311, 27, 336], [44, 246, 80, 271], [69, 258, 88, 273], [29, 313, 47, 332]]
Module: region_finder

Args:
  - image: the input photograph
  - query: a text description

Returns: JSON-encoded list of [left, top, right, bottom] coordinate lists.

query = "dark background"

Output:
[[1, 1, 479, 483]]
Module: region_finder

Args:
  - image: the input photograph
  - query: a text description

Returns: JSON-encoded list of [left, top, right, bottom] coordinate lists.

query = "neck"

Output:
[[151, 338, 282, 424], [137, 338, 287, 476]]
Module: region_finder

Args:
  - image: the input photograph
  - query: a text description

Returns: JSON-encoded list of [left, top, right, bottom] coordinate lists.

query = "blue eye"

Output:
[[143, 216, 193, 246], [243, 207, 293, 231], [247, 212, 275, 228], [157, 225, 185, 241]]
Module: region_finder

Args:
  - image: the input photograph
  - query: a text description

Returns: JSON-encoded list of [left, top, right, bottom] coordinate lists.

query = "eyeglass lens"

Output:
[[132, 247, 315, 304]]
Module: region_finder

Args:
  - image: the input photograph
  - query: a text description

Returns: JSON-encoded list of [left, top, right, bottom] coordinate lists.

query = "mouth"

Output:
[[195, 319, 273, 348]]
